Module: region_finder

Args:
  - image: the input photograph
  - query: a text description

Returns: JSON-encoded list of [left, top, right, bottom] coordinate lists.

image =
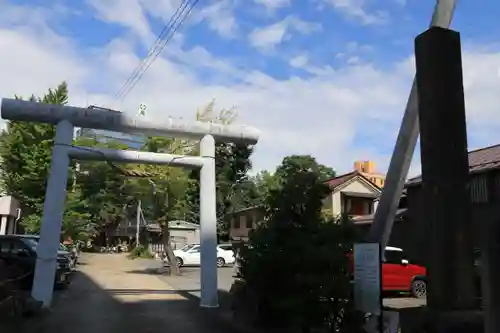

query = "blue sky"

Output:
[[2, 0, 500, 175]]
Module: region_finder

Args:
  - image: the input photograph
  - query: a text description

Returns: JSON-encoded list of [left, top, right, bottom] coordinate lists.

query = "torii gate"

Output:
[[0, 98, 260, 308]]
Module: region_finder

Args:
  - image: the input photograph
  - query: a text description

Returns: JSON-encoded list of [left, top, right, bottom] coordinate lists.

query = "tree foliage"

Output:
[[0, 83, 71, 213], [0, 83, 135, 242], [250, 155, 336, 207], [74, 137, 136, 232], [239, 156, 361, 332], [183, 103, 256, 240]]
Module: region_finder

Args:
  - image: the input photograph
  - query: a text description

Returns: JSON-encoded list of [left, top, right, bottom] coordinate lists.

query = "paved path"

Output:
[[144, 260, 426, 309], [19, 254, 237, 333]]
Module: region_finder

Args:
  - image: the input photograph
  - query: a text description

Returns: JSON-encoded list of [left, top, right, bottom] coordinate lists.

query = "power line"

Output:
[[114, 0, 190, 101], [114, 0, 199, 103]]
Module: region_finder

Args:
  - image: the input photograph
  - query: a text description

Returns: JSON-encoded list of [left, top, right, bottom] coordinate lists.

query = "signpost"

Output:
[[354, 242, 383, 333]]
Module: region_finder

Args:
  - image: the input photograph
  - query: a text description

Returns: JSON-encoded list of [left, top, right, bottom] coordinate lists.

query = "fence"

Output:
[[148, 241, 186, 256]]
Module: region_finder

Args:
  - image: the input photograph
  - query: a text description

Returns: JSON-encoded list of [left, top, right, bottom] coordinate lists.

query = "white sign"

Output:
[[353, 243, 381, 315]]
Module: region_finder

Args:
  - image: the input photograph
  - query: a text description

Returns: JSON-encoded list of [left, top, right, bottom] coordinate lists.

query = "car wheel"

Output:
[[216, 257, 225, 268], [176, 257, 183, 267], [411, 279, 427, 299]]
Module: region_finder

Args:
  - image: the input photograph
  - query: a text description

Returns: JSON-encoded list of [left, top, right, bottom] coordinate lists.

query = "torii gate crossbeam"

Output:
[[0, 99, 260, 308]]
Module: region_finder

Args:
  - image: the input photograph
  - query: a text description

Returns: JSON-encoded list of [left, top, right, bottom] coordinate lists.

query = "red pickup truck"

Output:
[[350, 246, 427, 298]]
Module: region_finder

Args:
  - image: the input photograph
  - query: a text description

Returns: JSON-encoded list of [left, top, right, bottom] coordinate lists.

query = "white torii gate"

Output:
[[0, 98, 260, 308]]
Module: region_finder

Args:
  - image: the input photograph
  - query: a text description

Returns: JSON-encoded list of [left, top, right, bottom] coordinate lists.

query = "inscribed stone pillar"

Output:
[[415, 27, 476, 310]]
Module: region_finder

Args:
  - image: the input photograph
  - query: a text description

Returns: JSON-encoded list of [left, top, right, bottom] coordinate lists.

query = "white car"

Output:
[[167, 244, 235, 268]]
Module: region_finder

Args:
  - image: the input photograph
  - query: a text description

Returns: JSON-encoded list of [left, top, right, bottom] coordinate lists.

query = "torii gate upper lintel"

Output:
[[0, 98, 260, 309]]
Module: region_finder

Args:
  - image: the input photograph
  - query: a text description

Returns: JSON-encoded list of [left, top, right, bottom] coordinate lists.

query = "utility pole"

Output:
[[136, 200, 141, 247]]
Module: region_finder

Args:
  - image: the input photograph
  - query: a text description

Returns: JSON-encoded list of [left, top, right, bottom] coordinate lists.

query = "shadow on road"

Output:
[[12, 270, 239, 333], [125, 268, 162, 275]]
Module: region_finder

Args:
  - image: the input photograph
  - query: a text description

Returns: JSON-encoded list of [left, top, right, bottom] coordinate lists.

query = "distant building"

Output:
[[76, 128, 145, 149], [228, 171, 383, 243], [404, 143, 500, 265], [353, 160, 386, 187], [75, 105, 146, 149], [0, 196, 21, 235]]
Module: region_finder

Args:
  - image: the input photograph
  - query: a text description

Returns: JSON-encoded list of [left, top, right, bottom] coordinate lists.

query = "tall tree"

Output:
[[239, 157, 360, 331], [0, 82, 74, 231], [73, 137, 138, 241], [134, 136, 192, 275], [252, 170, 281, 202], [274, 155, 336, 182], [250, 156, 336, 207], [183, 102, 255, 240]]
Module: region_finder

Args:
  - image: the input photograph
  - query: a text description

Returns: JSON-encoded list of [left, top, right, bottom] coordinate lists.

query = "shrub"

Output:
[[128, 245, 154, 259], [239, 159, 363, 332]]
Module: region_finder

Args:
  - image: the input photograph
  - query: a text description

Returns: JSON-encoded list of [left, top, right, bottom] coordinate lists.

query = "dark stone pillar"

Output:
[[415, 27, 476, 311]]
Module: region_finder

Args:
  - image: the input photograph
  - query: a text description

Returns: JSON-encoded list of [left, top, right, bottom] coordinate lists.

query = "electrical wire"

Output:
[[114, 0, 200, 103], [113, 0, 189, 101]]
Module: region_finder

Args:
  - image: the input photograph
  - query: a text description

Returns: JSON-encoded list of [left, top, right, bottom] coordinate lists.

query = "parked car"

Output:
[[217, 243, 234, 253], [177, 244, 198, 252], [349, 246, 427, 298], [165, 244, 236, 268], [22, 235, 77, 270], [0, 235, 72, 290]]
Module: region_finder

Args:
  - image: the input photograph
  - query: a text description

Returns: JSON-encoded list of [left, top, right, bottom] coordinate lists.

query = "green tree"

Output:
[[250, 155, 336, 207], [239, 156, 360, 332], [133, 136, 192, 275], [61, 191, 95, 242], [73, 137, 137, 238], [252, 170, 280, 202], [274, 155, 336, 182], [183, 102, 256, 240], [0, 83, 69, 208], [0, 82, 73, 232]]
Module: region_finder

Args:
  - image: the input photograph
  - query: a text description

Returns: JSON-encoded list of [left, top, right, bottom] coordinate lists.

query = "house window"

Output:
[[233, 218, 240, 229], [240, 215, 246, 228], [246, 214, 253, 228]]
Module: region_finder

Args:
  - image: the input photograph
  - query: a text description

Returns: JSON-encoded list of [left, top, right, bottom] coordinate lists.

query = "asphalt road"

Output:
[[145, 260, 426, 309]]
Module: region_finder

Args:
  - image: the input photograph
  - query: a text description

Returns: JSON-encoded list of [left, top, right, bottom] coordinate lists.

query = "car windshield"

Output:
[[179, 244, 196, 251], [21, 238, 39, 251], [20, 237, 66, 252]]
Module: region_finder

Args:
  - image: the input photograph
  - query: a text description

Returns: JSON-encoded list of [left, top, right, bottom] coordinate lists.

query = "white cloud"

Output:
[[87, 0, 238, 40], [248, 16, 322, 52], [2, 1, 500, 178], [253, 0, 291, 9], [248, 21, 288, 51], [87, 0, 153, 41], [289, 55, 309, 68], [192, 0, 238, 38], [324, 0, 389, 26]]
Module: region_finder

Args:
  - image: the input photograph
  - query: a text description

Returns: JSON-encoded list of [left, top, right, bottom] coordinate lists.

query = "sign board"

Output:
[[353, 242, 382, 315]]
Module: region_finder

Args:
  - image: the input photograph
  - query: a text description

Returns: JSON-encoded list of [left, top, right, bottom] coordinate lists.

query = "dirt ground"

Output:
[[10, 253, 237, 333]]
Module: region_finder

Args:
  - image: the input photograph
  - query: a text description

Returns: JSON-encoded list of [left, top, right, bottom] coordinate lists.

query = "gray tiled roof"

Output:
[[406, 144, 500, 187]]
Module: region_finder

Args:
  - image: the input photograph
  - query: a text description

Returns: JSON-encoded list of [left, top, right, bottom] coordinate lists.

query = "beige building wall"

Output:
[[329, 179, 378, 216]]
